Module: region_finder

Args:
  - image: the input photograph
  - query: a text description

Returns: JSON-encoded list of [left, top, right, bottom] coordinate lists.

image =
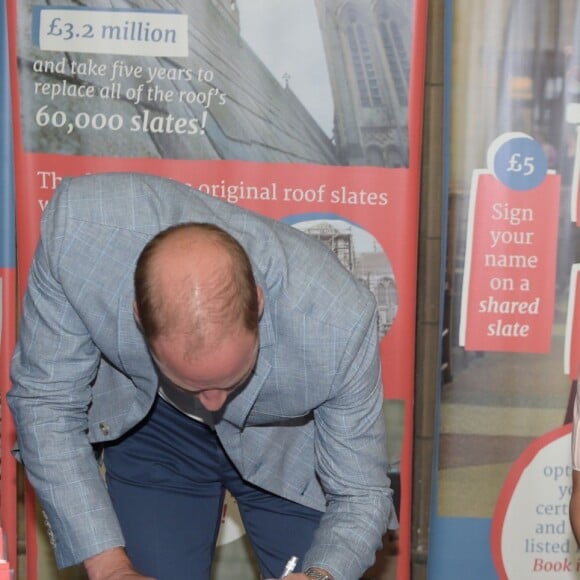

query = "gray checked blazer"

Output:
[[9, 173, 396, 579]]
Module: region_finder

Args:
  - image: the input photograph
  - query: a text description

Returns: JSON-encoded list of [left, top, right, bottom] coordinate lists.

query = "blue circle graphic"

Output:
[[493, 137, 548, 191]]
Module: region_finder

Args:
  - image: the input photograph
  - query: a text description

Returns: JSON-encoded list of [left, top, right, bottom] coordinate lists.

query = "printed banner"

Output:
[[0, 526, 11, 580], [565, 265, 580, 381], [430, 1, 580, 579], [491, 425, 576, 580], [0, 1, 17, 574], [7, 1, 428, 578], [571, 127, 580, 225], [459, 137, 560, 353]]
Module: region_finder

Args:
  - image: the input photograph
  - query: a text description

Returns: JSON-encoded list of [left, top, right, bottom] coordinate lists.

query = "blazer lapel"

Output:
[[219, 305, 274, 429]]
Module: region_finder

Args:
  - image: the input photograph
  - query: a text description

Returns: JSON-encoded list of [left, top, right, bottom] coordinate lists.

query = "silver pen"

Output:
[[281, 556, 299, 577]]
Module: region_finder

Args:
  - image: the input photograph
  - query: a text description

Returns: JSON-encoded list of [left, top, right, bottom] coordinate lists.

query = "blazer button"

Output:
[[99, 422, 110, 436]]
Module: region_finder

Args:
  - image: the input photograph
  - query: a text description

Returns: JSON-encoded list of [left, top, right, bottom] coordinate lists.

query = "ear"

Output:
[[256, 285, 265, 318], [133, 300, 142, 329]]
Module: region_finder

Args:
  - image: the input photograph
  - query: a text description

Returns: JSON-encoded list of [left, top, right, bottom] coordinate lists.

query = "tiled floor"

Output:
[[436, 328, 571, 520]]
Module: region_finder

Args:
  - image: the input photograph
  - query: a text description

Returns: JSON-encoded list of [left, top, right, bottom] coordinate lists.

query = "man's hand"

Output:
[[84, 547, 156, 580]]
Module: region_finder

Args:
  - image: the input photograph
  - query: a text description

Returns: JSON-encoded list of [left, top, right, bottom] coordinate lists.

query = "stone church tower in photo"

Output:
[[314, 0, 412, 167]]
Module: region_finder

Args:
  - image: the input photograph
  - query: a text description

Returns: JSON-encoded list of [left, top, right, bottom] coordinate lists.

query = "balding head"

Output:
[[134, 223, 261, 355]]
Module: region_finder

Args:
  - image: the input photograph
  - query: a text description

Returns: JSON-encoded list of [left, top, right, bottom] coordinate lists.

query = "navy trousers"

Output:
[[104, 396, 323, 579]]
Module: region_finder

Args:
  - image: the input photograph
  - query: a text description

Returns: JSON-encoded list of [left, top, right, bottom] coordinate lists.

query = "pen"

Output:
[[281, 556, 298, 577]]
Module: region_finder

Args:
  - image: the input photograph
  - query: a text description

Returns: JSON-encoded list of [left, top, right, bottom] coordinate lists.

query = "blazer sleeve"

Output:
[[302, 301, 398, 580], [8, 189, 125, 568]]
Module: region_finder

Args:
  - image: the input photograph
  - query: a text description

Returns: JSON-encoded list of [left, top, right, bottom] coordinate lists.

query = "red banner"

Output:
[[491, 425, 574, 580], [565, 265, 580, 381], [0, 2, 17, 573], [7, 1, 428, 578], [571, 127, 580, 225], [0, 268, 16, 572], [460, 170, 560, 352], [0, 525, 11, 580], [430, 4, 580, 579]]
